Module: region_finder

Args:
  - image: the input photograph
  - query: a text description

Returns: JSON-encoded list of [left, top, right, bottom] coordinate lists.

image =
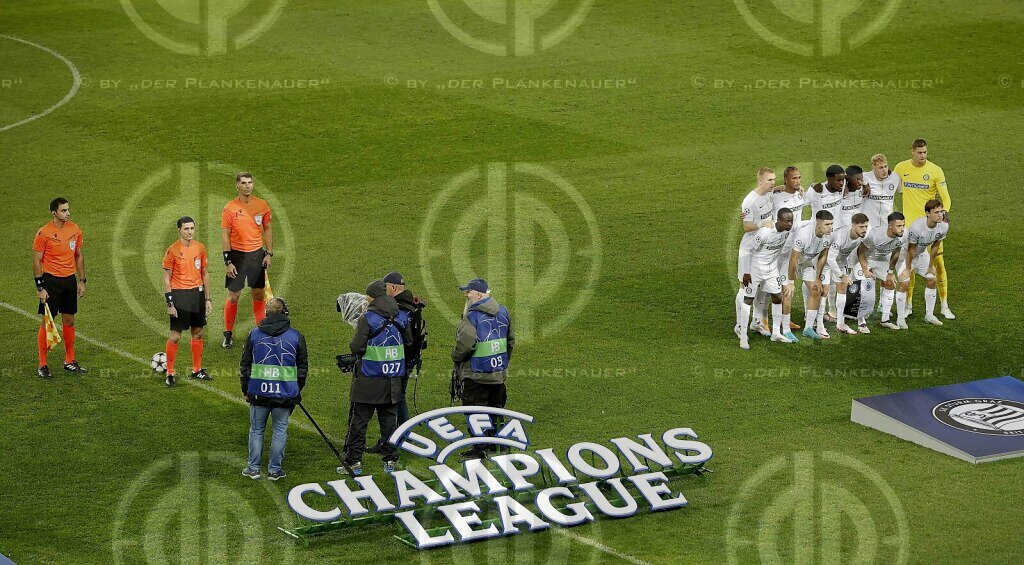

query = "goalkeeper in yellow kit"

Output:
[[894, 139, 954, 319]]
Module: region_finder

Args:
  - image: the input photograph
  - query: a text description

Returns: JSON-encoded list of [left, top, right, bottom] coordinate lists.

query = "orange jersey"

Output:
[[162, 240, 208, 290], [33, 221, 83, 277], [221, 196, 271, 252]]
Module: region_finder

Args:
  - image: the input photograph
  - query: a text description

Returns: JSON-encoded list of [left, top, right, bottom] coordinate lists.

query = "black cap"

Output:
[[384, 271, 405, 285], [459, 278, 489, 293], [366, 280, 387, 299]]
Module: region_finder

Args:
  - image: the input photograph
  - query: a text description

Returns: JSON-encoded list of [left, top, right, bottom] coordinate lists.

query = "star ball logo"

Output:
[[726, 451, 909, 564], [733, 0, 904, 57], [933, 398, 1024, 436], [427, 0, 594, 56], [419, 162, 601, 342], [112, 162, 294, 335], [120, 0, 287, 56]]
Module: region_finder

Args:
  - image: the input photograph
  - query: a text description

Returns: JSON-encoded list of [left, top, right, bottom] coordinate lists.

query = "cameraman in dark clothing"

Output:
[[452, 278, 514, 459], [367, 271, 427, 454], [342, 280, 411, 475]]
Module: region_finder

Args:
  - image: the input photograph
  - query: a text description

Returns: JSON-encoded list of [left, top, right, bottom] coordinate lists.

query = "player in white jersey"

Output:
[[806, 164, 845, 226], [836, 165, 866, 228], [770, 166, 806, 333], [807, 164, 846, 323], [739, 168, 777, 279], [826, 165, 867, 321], [738, 168, 777, 334], [735, 208, 795, 349], [858, 211, 907, 329], [861, 154, 901, 229], [785, 210, 835, 340], [772, 166, 807, 229], [899, 199, 950, 326], [827, 213, 871, 334]]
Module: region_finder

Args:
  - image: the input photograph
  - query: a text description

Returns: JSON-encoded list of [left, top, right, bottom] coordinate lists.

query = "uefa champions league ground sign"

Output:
[[284, 407, 713, 548]]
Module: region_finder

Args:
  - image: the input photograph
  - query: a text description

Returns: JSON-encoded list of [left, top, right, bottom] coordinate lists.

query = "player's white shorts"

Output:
[[776, 255, 789, 275], [868, 259, 891, 281], [828, 255, 859, 282], [797, 258, 827, 284], [743, 265, 785, 298], [898, 249, 933, 278]]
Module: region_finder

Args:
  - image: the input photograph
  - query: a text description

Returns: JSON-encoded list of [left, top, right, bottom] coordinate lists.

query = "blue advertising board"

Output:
[[851, 376, 1024, 463]]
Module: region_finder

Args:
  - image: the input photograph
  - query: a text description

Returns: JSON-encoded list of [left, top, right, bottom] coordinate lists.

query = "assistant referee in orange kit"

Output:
[[33, 197, 88, 379]]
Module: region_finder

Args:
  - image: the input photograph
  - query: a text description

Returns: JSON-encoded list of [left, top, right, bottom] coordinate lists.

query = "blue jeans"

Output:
[[248, 405, 291, 473]]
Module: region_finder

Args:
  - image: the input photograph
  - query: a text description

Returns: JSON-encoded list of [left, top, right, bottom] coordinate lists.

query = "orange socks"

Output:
[[37, 325, 47, 367], [253, 300, 266, 324], [167, 339, 203, 374], [62, 325, 75, 364], [191, 339, 203, 372], [224, 301, 238, 332], [166, 340, 178, 374]]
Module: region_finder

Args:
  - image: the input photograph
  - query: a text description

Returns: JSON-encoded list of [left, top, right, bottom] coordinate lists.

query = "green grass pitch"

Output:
[[1, 1, 1022, 563]]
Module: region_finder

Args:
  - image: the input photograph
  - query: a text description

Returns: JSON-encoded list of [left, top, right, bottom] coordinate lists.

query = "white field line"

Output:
[[0, 300, 339, 443], [555, 529, 654, 565], [0, 35, 82, 132]]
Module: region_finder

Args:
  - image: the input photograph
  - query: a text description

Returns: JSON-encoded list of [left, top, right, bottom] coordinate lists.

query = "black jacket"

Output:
[[240, 313, 308, 408], [349, 295, 411, 405], [394, 289, 425, 365]]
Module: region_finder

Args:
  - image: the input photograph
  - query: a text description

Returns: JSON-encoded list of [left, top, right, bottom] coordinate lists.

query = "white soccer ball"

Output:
[[151, 352, 167, 373]]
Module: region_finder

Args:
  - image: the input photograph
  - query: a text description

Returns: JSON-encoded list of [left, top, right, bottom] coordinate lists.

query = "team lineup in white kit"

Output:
[[733, 151, 952, 350]]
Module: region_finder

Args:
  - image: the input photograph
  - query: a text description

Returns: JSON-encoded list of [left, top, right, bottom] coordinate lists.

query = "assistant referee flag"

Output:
[[43, 304, 61, 350]]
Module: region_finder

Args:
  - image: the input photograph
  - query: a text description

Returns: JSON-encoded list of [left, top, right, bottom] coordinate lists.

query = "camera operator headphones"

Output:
[[269, 296, 289, 315]]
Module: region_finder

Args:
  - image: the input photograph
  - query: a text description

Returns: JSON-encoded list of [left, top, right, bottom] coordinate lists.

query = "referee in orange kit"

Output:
[[221, 172, 274, 349], [162, 216, 213, 387], [33, 197, 87, 379]]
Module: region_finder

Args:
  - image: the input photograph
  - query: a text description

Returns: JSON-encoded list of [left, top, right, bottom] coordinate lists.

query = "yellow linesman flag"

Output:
[[264, 271, 274, 301], [43, 304, 62, 350]]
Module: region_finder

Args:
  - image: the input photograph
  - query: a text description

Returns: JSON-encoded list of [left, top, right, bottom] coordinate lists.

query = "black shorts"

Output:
[[38, 274, 77, 316], [225, 249, 266, 292], [170, 287, 207, 331]]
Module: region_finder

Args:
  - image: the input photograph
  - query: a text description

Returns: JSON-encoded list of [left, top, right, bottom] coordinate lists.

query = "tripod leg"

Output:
[[297, 402, 350, 474]]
